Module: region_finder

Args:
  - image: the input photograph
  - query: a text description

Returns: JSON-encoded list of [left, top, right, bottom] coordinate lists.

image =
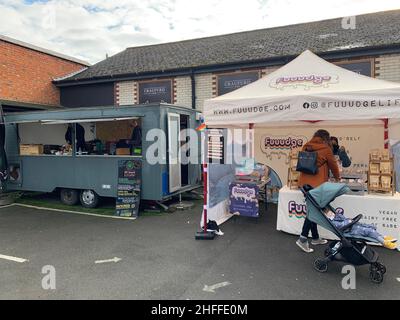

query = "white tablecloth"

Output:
[[277, 186, 400, 241]]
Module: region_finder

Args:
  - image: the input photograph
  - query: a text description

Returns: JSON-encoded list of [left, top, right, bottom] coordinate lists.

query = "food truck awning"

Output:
[[4, 105, 147, 124], [203, 50, 400, 125], [41, 117, 140, 125]]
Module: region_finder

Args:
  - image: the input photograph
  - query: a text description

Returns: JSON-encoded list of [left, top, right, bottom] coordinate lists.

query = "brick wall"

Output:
[[116, 81, 137, 106], [117, 68, 280, 111], [175, 76, 192, 108], [375, 54, 400, 82], [115, 54, 400, 111], [261, 66, 279, 76], [0, 39, 87, 107], [195, 73, 214, 111]]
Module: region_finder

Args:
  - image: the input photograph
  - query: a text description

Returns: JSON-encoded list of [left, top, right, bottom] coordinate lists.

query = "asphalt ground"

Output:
[[0, 201, 399, 299]]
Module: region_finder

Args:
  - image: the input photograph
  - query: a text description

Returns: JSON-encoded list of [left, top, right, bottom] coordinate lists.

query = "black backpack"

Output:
[[296, 147, 318, 175]]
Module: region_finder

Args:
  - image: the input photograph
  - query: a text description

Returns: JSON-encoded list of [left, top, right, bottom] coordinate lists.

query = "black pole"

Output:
[[0, 103, 8, 190], [190, 70, 196, 109]]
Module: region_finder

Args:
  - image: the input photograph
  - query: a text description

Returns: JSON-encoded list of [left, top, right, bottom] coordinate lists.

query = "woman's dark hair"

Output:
[[330, 136, 339, 145], [313, 129, 331, 142]]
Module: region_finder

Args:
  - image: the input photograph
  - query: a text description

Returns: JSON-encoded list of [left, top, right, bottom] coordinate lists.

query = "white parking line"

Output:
[[0, 254, 29, 263], [203, 281, 231, 293], [0, 204, 16, 209], [5, 203, 137, 220]]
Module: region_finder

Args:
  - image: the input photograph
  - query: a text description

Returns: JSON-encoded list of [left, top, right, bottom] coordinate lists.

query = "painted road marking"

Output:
[[95, 257, 122, 264], [203, 281, 231, 293], [0, 254, 29, 263], [11, 203, 137, 220]]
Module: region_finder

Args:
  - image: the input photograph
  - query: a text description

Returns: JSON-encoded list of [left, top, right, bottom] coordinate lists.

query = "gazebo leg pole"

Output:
[[383, 118, 389, 149], [249, 123, 255, 158], [195, 148, 214, 240], [203, 163, 208, 232]]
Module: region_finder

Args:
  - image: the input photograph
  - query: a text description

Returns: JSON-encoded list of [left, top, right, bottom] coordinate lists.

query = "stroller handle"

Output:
[[300, 184, 314, 196]]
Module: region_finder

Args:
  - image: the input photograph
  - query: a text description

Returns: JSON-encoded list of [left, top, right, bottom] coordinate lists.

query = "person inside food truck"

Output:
[[126, 120, 142, 153], [65, 123, 86, 152]]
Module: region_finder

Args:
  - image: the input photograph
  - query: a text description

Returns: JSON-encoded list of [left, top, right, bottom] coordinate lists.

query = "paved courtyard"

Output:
[[0, 202, 399, 299]]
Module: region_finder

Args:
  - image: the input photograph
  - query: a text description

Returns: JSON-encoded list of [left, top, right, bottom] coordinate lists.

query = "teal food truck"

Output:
[[4, 103, 201, 209]]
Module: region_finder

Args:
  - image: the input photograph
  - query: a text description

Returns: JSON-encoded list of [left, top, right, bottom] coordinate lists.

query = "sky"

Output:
[[0, 0, 399, 64]]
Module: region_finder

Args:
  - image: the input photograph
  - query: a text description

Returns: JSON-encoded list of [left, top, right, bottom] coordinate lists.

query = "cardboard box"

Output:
[[381, 176, 392, 189], [370, 163, 380, 174], [369, 175, 380, 189], [380, 162, 391, 174], [20, 144, 44, 155], [116, 148, 131, 155]]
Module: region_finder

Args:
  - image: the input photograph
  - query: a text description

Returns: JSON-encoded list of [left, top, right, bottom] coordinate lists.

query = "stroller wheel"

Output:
[[370, 262, 386, 275], [370, 269, 384, 284], [380, 265, 387, 275], [314, 258, 328, 273]]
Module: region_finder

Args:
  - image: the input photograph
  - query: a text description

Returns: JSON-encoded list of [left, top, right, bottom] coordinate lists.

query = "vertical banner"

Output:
[[116, 160, 141, 218], [202, 128, 251, 226], [207, 128, 225, 164]]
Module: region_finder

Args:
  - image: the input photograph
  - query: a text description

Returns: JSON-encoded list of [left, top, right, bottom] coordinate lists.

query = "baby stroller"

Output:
[[300, 182, 386, 284]]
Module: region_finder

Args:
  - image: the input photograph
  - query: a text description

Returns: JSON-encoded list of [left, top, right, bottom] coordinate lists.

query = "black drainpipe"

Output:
[[190, 70, 196, 109]]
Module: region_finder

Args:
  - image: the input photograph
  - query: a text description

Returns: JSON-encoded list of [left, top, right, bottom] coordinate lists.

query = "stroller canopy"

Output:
[[309, 183, 350, 208], [305, 182, 350, 238], [306, 182, 380, 243]]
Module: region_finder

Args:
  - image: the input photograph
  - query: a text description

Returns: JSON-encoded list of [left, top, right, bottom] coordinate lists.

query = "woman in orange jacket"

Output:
[[296, 129, 341, 253]]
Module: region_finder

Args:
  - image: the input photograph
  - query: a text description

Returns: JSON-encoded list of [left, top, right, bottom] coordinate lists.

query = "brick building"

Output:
[[55, 10, 400, 110], [0, 35, 89, 112]]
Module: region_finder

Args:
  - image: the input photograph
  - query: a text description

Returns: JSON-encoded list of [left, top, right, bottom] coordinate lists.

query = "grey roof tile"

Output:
[[58, 10, 400, 83]]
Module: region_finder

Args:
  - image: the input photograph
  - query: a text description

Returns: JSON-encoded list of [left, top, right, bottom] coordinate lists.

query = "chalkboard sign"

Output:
[[336, 60, 373, 77], [217, 72, 259, 96], [138, 80, 172, 104], [116, 160, 141, 217]]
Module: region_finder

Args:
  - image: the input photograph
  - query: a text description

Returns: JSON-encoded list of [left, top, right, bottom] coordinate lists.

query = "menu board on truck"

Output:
[[116, 160, 141, 217]]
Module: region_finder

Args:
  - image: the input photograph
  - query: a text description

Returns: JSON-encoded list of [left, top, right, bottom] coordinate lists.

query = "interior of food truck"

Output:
[[17, 118, 143, 157]]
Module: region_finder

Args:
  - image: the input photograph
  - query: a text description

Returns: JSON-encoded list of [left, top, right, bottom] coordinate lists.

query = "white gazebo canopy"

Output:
[[204, 50, 400, 125]]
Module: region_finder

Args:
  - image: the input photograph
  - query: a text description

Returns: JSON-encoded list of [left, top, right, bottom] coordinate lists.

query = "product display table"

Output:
[[277, 185, 400, 241]]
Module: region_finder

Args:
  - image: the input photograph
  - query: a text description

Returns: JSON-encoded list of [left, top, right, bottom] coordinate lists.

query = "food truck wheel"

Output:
[[60, 188, 79, 206], [80, 190, 99, 208]]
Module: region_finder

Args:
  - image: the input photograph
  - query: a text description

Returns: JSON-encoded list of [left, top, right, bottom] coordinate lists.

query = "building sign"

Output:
[[217, 71, 259, 96], [116, 160, 141, 218], [138, 80, 172, 104], [335, 60, 373, 77]]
